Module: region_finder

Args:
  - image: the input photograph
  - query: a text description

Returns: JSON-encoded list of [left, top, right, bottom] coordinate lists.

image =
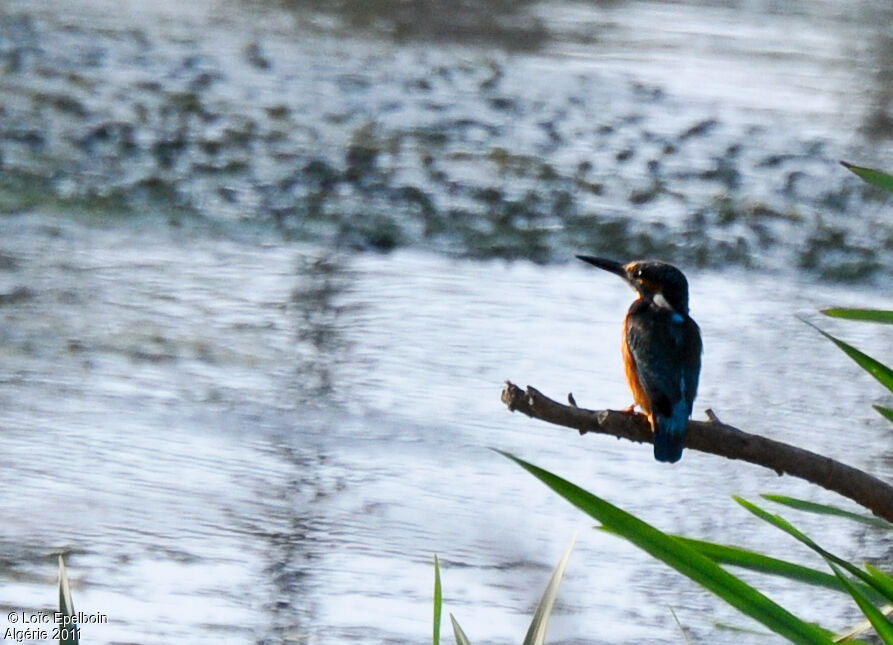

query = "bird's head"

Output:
[[576, 255, 690, 315]]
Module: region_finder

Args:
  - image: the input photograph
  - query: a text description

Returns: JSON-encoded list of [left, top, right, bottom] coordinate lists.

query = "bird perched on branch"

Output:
[[577, 256, 702, 463]]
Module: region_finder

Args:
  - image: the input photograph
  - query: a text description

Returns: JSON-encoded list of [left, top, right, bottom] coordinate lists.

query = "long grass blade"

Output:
[[841, 161, 893, 193], [669, 607, 693, 645], [762, 494, 892, 529], [863, 565, 893, 602], [830, 563, 893, 644], [434, 555, 443, 645], [804, 320, 893, 394], [735, 498, 893, 604], [834, 605, 893, 643], [713, 621, 775, 637], [822, 309, 893, 324], [866, 565, 893, 584], [874, 405, 893, 424], [523, 534, 576, 645], [58, 556, 79, 645], [668, 533, 876, 597], [500, 451, 835, 645], [450, 614, 472, 645]]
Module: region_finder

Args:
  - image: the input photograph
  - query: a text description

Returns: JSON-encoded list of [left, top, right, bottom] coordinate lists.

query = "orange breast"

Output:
[[622, 316, 652, 416]]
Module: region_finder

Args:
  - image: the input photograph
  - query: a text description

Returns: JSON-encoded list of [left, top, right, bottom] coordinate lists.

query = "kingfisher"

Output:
[[577, 256, 702, 463]]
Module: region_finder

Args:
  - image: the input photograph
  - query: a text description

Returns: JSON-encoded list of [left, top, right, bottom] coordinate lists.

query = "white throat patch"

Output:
[[653, 293, 673, 311], [654, 292, 684, 323]]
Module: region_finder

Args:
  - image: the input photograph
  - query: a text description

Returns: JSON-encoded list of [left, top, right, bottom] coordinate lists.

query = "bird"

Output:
[[576, 256, 702, 463]]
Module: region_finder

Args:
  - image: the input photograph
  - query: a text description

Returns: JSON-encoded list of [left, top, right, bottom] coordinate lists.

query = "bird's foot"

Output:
[[622, 404, 637, 415]]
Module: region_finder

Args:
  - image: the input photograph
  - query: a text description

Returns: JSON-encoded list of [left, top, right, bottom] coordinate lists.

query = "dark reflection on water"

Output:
[[291, 254, 355, 403], [251, 445, 321, 644], [862, 3, 893, 138], [272, 0, 548, 50]]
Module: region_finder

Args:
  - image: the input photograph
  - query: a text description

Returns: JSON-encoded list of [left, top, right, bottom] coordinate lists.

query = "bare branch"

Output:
[[501, 381, 893, 524]]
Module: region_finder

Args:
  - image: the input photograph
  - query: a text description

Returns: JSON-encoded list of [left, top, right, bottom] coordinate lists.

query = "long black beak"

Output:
[[576, 255, 627, 280]]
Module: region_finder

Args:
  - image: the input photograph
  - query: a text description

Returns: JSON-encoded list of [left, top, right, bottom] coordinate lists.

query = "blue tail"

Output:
[[653, 411, 688, 463]]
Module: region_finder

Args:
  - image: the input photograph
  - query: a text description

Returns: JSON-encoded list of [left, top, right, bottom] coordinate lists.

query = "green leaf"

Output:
[[761, 494, 892, 529], [867, 564, 893, 582], [830, 563, 893, 644], [822, 309, 893, 324], [874, 405, 893, 424], [668, 533, 876, 597], [841, 161, 893, 193], [523, 535, 576, 645], [735, 497, 893, 604], [804, 320, 893, 394], [58, 556, 79, 645], [863, 564, 893, 602], [500, 451, 835, 645], [712, 620, 775, 637], [434, 555, 442, 645], [450, 614, 472, 645]]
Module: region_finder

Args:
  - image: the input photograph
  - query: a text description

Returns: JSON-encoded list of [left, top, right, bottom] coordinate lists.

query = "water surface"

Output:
[[1, 214, 891, 643], [1, 0, 893, 643]]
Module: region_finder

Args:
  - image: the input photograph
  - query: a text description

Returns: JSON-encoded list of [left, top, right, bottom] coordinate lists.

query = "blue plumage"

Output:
[[652, 389, 693, 463]]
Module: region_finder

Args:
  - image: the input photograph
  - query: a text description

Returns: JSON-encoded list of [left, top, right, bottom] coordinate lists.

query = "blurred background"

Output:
[[0, 0, 892, 643]]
